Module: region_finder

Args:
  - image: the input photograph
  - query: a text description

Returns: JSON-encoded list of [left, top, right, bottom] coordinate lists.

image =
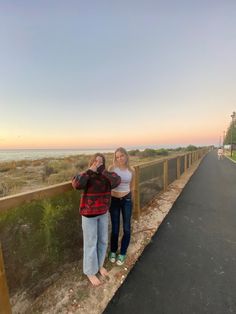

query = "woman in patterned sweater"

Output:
[[72, 153, 120, 286]]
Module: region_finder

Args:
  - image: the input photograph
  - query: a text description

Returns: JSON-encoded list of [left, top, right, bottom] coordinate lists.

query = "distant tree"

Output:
[[128, 149, 140, 156], [156, 149, 169, 156], [224, 121, 236, 145], [141, 148, 157, 157], [185, 145, 198, 151]]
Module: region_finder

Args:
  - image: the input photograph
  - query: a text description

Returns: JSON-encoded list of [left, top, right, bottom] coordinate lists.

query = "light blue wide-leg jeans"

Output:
[[82, 212, 108, 275]]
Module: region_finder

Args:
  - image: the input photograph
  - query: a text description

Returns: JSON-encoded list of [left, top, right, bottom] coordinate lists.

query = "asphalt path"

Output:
[[103, 151, 236, 314]]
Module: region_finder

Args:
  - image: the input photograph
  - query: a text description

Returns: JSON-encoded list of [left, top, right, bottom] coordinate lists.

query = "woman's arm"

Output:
[[72, 170, 93, 190], [102, 170, 121, 189]]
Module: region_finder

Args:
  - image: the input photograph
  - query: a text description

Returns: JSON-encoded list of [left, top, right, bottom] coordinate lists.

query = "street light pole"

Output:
[[230, 111, 236, 157]]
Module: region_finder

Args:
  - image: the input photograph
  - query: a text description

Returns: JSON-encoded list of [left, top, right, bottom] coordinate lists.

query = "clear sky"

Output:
[[0, 0, 235, 149]]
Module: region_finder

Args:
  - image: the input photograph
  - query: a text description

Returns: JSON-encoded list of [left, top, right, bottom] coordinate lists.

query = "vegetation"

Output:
[[0, 145, 206, 306], [224, 120, 236, 145], [0, 191, 82, 295], [223, 116, 236, 156], [0, 146, 201, 198], [230, 151, 236, 162], [185, 145, 198, 151]]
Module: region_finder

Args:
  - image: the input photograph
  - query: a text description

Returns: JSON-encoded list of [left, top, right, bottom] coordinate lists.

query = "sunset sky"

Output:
[[0, 0, 236, 149]]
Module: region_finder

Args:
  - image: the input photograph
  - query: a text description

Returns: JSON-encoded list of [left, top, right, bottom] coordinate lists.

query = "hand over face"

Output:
[[89, 156, 104, 172], [97, 164, 105, 173]]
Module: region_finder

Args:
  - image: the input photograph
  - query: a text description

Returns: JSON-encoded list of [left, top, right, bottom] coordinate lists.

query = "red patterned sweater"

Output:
[[72, 169, 121, 216]]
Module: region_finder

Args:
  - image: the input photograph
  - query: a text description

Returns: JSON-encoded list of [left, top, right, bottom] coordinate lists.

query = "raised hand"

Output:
[[89, 161, 98, 172], [89, 156, 104, 172]]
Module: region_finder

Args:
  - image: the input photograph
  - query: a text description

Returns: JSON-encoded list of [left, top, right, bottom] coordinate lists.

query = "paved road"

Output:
[[103, 151, 236, 314]]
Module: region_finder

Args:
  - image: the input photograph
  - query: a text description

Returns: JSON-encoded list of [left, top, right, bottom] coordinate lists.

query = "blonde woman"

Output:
[[108, 147, 134, 265]]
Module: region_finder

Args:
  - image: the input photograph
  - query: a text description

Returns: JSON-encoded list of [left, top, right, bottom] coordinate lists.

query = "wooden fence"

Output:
[[0, 148, 209, 313]]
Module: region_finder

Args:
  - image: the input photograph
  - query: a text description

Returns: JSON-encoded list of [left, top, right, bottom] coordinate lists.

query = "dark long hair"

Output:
[[88, 153, 106, 167]]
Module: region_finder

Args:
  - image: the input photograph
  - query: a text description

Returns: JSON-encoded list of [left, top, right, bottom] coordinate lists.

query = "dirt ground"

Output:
[[14, 159, 202, 314]]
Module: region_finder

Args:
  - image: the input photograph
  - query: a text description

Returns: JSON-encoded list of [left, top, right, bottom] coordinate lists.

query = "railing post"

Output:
[[0, 243, 12, 314], [184, 154, 187, 171], [163, 160, 168, 191], [133, 166, 140, 220], [177, 156, 181, 179]]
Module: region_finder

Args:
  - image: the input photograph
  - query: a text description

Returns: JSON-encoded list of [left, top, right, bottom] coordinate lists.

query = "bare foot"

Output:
[[99, 267, 109, 277], [87, 275, 101, 286]]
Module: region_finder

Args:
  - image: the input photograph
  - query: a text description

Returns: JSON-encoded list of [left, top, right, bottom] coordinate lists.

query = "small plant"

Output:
[[0, 182, 9, 197], [47, 170, 74, 185], [44, 165, 56, 177], [75, 157, 89, 170]]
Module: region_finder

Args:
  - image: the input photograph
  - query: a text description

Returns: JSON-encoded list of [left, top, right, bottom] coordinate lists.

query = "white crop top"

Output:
[[112, 167, 132, 193]]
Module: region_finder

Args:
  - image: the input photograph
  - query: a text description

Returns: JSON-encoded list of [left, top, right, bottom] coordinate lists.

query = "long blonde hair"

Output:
[[113, 147, 131, 170]]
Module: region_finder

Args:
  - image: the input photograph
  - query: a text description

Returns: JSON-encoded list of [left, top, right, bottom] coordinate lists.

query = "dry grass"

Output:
[[0, 151, 183, 198]]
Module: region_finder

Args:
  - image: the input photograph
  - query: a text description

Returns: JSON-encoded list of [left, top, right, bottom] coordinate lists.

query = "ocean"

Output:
[[0, 148, 116, 162], [0, 145, 178, 162]]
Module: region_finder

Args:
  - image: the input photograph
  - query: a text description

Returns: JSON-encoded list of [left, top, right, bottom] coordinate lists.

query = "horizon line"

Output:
[[0, 144, 213, 151]]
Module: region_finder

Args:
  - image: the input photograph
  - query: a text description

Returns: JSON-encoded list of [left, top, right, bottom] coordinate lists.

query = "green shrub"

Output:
[[174, 147, 183, 151], [156, 149, 169, 156], [141, 149, 157, 157], [186, 145, 198, 151], [128, 149, 140, 156]]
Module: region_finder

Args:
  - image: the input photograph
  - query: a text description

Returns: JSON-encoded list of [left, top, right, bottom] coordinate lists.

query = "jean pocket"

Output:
[[125, 198, 131, 202]]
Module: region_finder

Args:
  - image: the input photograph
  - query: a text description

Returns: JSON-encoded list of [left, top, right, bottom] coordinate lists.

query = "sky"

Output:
[[0, 0, 236, 149]]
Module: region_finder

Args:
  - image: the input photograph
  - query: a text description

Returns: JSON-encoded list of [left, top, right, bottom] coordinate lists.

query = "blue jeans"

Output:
[[82, 212, 108, 275], [110, 193, 132, 255]]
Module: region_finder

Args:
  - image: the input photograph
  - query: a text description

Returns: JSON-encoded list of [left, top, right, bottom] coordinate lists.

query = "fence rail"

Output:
[[0, 182, 72, 213], [0, 148, 210, 313]]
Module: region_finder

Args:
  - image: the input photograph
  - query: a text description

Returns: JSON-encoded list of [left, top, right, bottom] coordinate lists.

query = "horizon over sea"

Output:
[[0, 148, 117, 162], [0, 146, 160, 162], [0, 144, 207, 162]]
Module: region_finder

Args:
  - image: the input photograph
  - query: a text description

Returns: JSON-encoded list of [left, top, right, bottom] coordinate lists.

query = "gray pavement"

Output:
[[103, 151, 236, 314]]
